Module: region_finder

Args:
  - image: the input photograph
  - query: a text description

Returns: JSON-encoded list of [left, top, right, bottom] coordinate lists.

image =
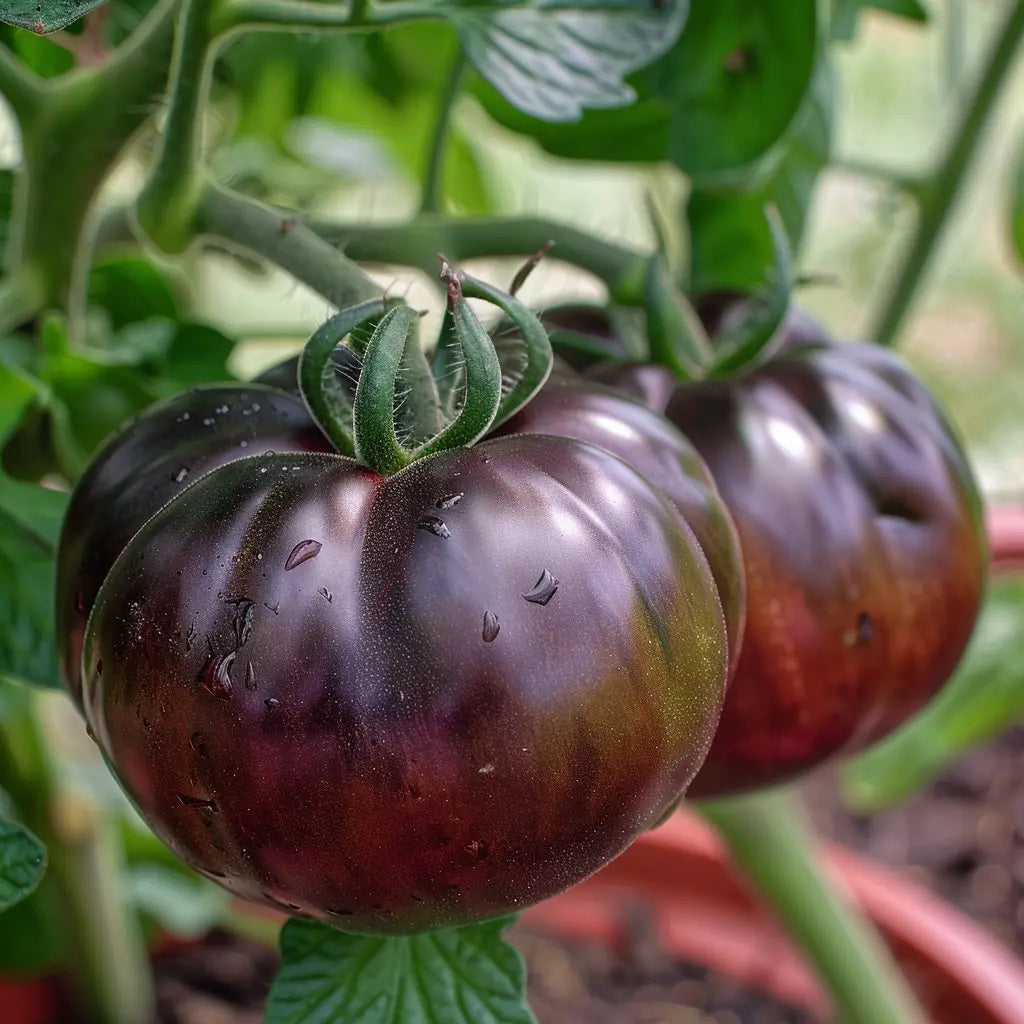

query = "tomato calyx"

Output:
[[296, 263, 555, 476]]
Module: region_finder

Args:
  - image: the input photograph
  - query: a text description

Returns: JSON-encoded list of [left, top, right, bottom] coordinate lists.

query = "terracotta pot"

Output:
[[989, 506, 1024, 571], [522, 810, 1024, 1024], [0, 975, 62, 1024]]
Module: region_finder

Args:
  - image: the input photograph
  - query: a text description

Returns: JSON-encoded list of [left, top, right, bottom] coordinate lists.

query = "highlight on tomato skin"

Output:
[[600, 338, 987, 798], [80, 435, 729, 934], [492, 373, 745, 677], [54, 384, 333, 711]]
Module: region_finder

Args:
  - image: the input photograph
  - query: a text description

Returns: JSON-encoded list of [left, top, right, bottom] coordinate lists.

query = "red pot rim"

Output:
[[523, 811, 1024, 1024]]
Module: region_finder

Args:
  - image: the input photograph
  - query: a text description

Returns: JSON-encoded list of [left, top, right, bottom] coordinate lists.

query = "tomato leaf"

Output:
[[474, 0, 816, 182], [842, 578, 1024, 812], [0, 506, 62, 688], [0, 477, 68, 549], [454, 0, 688, 122], [0, 817, 46, 912], [0, 0, 108, 33], [688, 55, 834, 295], [831, 0, 928, 41], [0, 365, 36, 449], [265, 916, 536, 1024]]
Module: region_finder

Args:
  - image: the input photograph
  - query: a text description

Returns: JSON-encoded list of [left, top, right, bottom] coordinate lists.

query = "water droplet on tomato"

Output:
[[436, 493, 463, 510], [285, 539, 322, 570], [265, 697, 280, 711], [177, 793, 218, 811], [199, 651, 235, 699], [96, 659, 103, 675], [231, 599, 255, 647], [523, 569, 559, 606], [189, 731, 207, 757], [318, 586, 332, 603], [244, 661, 257, 691], [202, 417, 214, 426], [173, 467, 188, 484], [482, 611, 500, 643], [185, 617, 197, 651], [417, 515, 450, 538]]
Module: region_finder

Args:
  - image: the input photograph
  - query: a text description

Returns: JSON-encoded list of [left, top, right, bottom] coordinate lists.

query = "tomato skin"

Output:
[[598, 340, 986, 797], [55, 385, 331, 710], [493, 373, 745, 673], [81, 436, 727, 933]]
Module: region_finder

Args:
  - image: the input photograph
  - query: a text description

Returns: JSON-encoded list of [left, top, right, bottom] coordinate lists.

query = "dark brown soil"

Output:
[[151, 728, 1024, 1023]]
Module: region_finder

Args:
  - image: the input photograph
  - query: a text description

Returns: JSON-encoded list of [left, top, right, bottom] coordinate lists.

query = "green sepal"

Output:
[[299, 299, 388, 457], [708, 206, 795, 377]]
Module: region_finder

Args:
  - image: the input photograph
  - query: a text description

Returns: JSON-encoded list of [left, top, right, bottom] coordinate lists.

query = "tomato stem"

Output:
[[4, 0, 178, 326], [309, 215, 652, 306], [135, 0, 220, 253], [701, 788, 928, 1024], [871, 0, 1024, 346], [196, 183, 381, 307]]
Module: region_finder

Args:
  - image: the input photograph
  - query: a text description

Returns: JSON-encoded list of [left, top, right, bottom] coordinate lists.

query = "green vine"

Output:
[[871, 0, 1024, 345]]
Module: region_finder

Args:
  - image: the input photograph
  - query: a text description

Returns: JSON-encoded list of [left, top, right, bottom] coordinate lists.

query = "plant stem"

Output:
[[420, 51, 466, 215], [0, 693, 152, 1024], [871, 0, 1024, 346], [310, 216, 651, 304], [135, 0, 221, 252], [196, 182, 381, 307], [701, 789, 926, 1024], [5, 0, 179, 320], [0, 42, 44, 123]]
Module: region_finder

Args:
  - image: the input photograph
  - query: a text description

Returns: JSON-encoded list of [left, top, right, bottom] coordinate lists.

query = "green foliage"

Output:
[[265, 916, 535, 1024], [0, 0, 106, 33], [475, 0, 817, 183], [0, 496, 66, 688], [454, 0, 687, 121], [0, 817, 45, 912], [0, 26, 73, 75], [843, 578, 1024, 813], [687, 56, 834, 294], [831, 0, 929, 41], [0, 873, 65, 970]]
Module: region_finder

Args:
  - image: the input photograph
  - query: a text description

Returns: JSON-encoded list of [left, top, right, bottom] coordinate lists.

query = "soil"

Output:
[[151, 727, 1024, 1023]]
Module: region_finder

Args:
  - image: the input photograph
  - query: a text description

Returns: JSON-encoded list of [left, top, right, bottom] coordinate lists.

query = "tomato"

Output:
[[55, 384, 329, 710], [596, 339, 986, 796], [79, 435, 728, 933], [492, 373, 745, 672]]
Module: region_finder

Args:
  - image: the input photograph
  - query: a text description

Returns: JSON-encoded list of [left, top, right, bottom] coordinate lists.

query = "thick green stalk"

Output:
[[135, 0, 221, 252], [871, 0, 1024, 346], [0, 43, 44, 124], [701, 789, 926, 1024], [310, 216, 651, 304], [196, 183, 381, 306], [0, 694, 152, 1024], [5, 0, 179, 319]]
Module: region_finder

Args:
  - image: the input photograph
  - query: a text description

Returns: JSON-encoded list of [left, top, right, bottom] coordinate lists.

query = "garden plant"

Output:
[[0, 0, 1022, 1021]]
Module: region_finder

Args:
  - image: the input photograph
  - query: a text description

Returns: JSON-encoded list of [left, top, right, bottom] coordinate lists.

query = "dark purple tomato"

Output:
[[55, 385, 331, 709], [81, 435, 728, 933], [597, 340, 986, 797], [492, 374, 744, 673]]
